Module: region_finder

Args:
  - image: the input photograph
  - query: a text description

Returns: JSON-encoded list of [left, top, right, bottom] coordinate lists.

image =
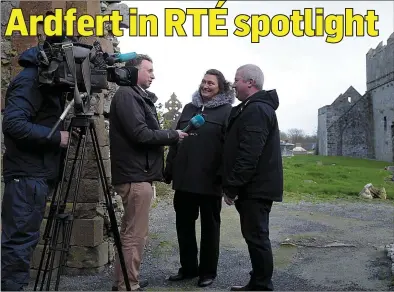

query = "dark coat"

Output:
[[164, 90, 234, 196], [2, 47, 66, 183], [109, 86, 180, 185], [222, 90, 283, 202]]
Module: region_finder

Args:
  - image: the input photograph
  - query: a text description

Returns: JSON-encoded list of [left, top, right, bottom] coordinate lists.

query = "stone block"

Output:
[[62, 154, 111, 180], [66, 241, 108, 268], [68, 143, 110, 161], [51, 1, 67, 11], [10, 35, 38, 77], [66, 1, 101, 37], [19, 1, 52, 18], [66, 178, 104, 203], [78, 159, 111, 179], [38, 219, 65, 245], [48, 178, 104, 205], [30, 243, 61, 270], [85, 115, 109, 146], [30, 267, 59, 282], [44, 202, 99, 219], [70, 216, 103, 247]]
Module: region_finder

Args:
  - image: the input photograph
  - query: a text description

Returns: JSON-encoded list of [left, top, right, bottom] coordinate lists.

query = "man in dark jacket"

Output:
[[222, 64, 283, 291], [109, 54, 187, 291], [1, 46, 69, 291]]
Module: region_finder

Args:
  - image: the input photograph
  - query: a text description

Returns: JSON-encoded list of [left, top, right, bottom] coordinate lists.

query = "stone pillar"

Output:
[[1, 0, 130, 276]]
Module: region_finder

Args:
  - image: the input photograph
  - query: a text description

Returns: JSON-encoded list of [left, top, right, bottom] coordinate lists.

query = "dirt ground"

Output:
[[27, 197, 394, 291]]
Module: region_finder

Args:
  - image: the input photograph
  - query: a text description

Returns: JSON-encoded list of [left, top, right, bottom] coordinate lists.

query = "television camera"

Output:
[[33, 38, 136, 290], [36, 38, 139, 138]]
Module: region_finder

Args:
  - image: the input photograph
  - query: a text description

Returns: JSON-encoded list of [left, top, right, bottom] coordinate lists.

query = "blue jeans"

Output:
[[1, 177, 51, 291]]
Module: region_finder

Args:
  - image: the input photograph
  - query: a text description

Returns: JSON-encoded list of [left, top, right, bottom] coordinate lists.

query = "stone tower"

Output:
[[366, 32, 394, 162]]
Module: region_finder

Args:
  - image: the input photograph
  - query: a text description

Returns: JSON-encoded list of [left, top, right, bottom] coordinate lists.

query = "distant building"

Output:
[[280, 141, 294, 156]]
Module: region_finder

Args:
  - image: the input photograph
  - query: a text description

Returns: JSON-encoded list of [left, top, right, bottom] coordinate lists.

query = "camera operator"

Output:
[[109, 54, 188, 291], [1, 42, 69, 290]]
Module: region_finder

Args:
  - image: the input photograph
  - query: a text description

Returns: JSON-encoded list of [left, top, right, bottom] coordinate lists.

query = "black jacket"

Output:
[[109, 86, 180, 185], [222, 90, 283, 202], [2, 46, 66, 183], [164, 90, 234, 196]]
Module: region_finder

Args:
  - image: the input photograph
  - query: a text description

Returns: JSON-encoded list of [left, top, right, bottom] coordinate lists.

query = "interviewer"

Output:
[[109, 54, 188, 291]]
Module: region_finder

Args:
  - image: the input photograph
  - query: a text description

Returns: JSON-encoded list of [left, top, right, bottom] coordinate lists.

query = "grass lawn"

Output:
[[155, 155, 394, 203], [283, 155, 394, 202]]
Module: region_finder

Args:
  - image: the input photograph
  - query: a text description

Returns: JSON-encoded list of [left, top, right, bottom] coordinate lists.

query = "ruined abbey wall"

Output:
[[1, 0, 129, 276], [318, 33, 394, 163], [366, 36, 394, 162]]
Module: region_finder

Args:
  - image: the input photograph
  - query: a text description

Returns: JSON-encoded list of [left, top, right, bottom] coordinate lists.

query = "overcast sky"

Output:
[[117, 1, 394, 135]]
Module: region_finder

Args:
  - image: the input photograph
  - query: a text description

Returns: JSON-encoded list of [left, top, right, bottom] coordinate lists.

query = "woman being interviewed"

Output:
[[164, 69, 235, 288]]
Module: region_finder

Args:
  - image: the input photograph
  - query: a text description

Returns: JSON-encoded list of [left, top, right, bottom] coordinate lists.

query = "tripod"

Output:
[[33, 115, 131, 291]]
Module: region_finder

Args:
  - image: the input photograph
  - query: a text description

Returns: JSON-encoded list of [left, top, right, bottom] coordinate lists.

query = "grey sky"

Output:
[[118, 1, 394, 135]]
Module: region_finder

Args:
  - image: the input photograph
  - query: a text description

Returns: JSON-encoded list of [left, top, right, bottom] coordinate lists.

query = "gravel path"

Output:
[[27, 197, 394, 291]]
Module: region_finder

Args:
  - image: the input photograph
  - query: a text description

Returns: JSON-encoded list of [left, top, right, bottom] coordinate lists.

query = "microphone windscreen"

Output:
[[190, 114, 205, 128], [118, 52, 137, 62]]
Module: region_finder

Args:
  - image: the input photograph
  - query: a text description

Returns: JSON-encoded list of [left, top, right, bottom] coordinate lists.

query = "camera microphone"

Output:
[[105, 52, 137, 66], [182, 114, 205, 133]]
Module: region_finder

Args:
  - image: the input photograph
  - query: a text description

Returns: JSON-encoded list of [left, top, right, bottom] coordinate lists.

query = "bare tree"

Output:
[[287, 128, 305, 144], [280, 131, 288, 141]]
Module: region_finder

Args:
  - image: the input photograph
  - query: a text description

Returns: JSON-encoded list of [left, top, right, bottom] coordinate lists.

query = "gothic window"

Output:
[[347, 97, 351, 103]]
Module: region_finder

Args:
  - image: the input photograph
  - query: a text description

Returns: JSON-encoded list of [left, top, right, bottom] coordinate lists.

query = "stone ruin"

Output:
[[0, 0, 130, 277], [317, 33, 394, 163]]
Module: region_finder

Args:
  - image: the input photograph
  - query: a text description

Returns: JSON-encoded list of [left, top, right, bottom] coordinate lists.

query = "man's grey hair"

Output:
[[125, 54, 152, 69], [237, 64, 264, 90]]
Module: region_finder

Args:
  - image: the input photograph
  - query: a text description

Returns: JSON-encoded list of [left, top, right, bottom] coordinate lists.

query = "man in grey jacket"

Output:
[[109, 54, 187, 291]]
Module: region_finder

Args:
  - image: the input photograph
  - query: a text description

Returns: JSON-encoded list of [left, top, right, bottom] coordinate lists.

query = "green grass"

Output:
[[154, 155, 394, 203], [283, 155, 394, 202]]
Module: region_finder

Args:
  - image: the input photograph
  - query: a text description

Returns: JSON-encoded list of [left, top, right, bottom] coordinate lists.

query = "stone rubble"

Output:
[[385, 244, 394, 275]]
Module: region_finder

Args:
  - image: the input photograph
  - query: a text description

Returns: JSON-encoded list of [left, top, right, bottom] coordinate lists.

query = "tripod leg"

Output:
[[89, 121, 131, 291], [36, 121, 88, 291], [55, 127, 89, 290], [35, 122, 76, 291], [33, 181, 59, 291]]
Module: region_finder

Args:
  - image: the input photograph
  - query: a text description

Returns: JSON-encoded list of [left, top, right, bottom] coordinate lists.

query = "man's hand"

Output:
[[60, 131, 69, 148], [176, 130, 188, 141]]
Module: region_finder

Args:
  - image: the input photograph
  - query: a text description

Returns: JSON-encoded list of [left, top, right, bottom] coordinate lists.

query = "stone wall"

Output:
[[1, 0, 129, 277], [317, 86, 367, 157], [366, 34, 394, 162], [317, 106, 328, 156], [326, 94, 374, 158], [317, 33, 394, 162]]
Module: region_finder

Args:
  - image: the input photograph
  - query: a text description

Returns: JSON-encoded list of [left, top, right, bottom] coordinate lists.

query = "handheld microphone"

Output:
[[105, 52, 137, 65], [182, 114, 205, 133]]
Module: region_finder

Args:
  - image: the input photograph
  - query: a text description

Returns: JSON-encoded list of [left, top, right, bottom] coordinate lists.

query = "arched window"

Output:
[[384, 116, 387, 131]]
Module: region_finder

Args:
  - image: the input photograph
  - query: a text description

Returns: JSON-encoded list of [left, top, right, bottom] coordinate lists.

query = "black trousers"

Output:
[[235, 198, 274, 291], [173, 191, 222, 278]]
